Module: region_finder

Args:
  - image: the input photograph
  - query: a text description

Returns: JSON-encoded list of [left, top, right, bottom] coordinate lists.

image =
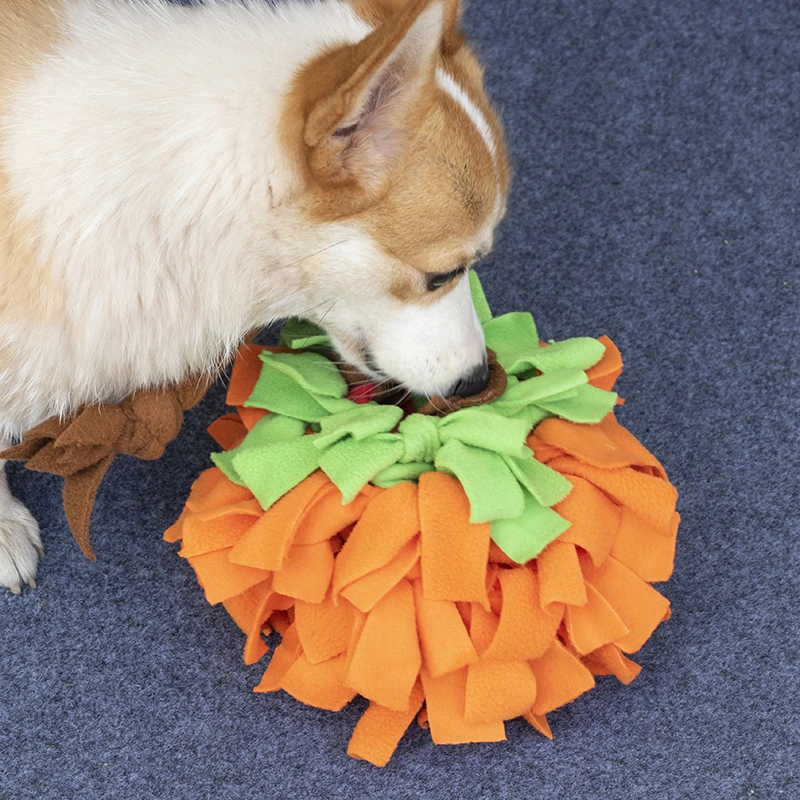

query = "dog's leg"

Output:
[[0, 437, 42, 593]]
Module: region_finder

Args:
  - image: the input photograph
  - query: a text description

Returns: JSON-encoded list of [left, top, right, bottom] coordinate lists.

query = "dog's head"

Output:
[[282, 0, 509, 398]]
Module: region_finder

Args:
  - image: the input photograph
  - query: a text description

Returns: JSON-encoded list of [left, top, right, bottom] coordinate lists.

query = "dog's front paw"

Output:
[[0, 496, 43, 594]]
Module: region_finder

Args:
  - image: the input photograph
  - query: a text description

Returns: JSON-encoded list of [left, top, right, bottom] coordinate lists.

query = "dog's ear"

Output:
[[441, 0, 466, 54], [302, 0, 446, 196], [351, 0, 463, 49]]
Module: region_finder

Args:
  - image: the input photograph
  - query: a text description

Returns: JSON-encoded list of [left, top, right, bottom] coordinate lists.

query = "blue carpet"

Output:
[[2, 1, 798, 797]]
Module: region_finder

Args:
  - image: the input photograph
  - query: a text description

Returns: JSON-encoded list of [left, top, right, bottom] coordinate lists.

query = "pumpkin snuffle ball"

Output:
[[165, 273, 679, 766]]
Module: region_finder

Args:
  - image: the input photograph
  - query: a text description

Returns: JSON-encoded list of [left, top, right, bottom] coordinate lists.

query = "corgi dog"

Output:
[[0, 0, 510, 592]]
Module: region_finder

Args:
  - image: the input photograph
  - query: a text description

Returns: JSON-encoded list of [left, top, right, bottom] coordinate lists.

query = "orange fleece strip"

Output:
[[242, 588, 291, 665], [565, 582, 630, 655], [271, 540, 335, 604], [294, 594, 356, 664], [227, 471, 330, 571], [525, 434, 565, 465], [549, 456, 677, 534], [179, 504, 261, 558], [184, 467, 253, 514], [345, 580, 421, 711], [537, 539, 588, 609], [164, 467, 232, 542], [253, 623, 301, 693], [189, 549, 270, 605], [419, 472, 491, 607], [485, 568, 564, 662], [226, 345, 267, 406], [207, 413, 248, 451], [582, 643, 642, 685], [268, 609, 292, 636], [236, 406, 269, 431], [587, 557, 671, 653], [280, 652, 357, 712], [585, 335, 623, 391], [163, 506, 190, 544], [524, 710, 553, 739], [611, 506, 679, 582], [554, 475, 620, 567], [597, 412, 668, 479], [420, 667, 506, 745], [221, 580, 272, 636], [535, 415, 640, 469], [413, 579, 479, 678], [529, 640, 596, 715], [294, 484, 370, 545], [465, 659, 539, 723], [341, 539, 420, 613], [469, 602, 501, 656], [347, 680, 426, 767], [332, 482, 418, 598]]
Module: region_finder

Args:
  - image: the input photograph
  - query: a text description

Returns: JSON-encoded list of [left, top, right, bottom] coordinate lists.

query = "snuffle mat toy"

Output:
[[165, 273, 679, 766]]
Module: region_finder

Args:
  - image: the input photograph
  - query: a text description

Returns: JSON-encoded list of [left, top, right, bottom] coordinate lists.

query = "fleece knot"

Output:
[[398, 414, 442, 464]]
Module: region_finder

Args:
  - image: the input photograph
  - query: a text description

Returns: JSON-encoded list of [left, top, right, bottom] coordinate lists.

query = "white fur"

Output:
[[366, 271, 486, 395], [436, 66, 497, 159]]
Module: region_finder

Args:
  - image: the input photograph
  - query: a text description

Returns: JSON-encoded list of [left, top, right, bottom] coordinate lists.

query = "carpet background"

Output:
[[2, 0, 798, 797]]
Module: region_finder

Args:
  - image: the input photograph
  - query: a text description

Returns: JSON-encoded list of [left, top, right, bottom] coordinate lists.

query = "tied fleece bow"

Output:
[[213, 274, 619, 563], [0, 377, 213, 558]]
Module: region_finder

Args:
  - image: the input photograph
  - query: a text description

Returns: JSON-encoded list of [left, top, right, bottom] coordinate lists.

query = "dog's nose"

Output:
[[449, 361, 490, 398]]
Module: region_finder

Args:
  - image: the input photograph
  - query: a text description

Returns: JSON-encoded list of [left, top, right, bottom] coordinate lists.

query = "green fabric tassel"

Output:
[[278, 317, 331, 351]]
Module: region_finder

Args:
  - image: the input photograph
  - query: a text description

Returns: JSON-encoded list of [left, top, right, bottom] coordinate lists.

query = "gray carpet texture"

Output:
[[2, 0, 798, 797]]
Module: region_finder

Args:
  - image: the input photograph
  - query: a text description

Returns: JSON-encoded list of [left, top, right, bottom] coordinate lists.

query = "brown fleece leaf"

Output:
[[62, 458, 115, 560]]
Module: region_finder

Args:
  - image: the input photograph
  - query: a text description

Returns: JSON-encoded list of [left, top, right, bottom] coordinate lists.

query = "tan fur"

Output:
[[0, 0, 62, 86], [348, 0, 465, 52], [0, 1, 65, 334], [285, 0, 509, 305]]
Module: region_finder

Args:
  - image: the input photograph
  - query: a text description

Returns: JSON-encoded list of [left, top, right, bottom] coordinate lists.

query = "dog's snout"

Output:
[[449, 361, 490, 398]]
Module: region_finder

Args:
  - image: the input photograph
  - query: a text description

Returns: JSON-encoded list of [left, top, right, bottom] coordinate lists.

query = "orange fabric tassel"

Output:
[[418, 472, 491, 608], [529, 640, 596, 716], [465, 659, 538, 724], [227, 471, 330, 571], [280, 652, 357, 712], [294, 594, 355, 664], [484, 568, 563, 662], [345, 580, 421, 711], [420, 667, 506, 745], [413, 580, 479, 678], [537, 540, 588, 609], [585, 335, 624, 391], [347, 680, 426, 767]]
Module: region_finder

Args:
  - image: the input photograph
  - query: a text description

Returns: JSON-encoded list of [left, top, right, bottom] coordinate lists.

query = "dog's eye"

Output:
[[426, 264, 467, 292]]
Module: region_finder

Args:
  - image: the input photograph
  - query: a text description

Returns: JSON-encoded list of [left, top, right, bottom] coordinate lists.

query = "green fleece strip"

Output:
[[278, 317, 331, 351]]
